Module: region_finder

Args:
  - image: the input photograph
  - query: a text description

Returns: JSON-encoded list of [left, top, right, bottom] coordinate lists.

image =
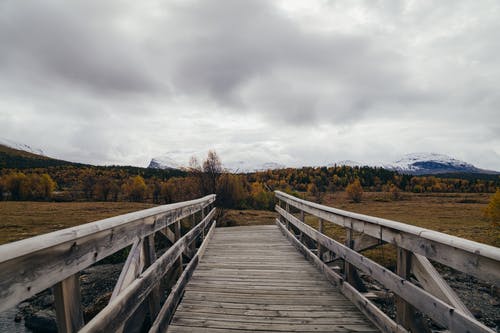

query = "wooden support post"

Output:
[[174, 221, 183, 275], [143, 234, 161, 322], [317, 218, 325, 260], [53, 273, 84, 333], [285, 203, 290, 230], [190, 215, 196, 253], [299, 210, 305, 242], [201, 207, 206, 240], [345, 229, 367, 292], [396, 247, 425, 332]]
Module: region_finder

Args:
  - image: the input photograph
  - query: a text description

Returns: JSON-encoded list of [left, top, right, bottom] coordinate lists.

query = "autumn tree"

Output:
[[202, 150, 223, 195], [484, 188, 500, 228], [5, 172, 30, 200], [216, 174, 249, 209], [346, 179, 363, 203], [122, 175, 147, 202]]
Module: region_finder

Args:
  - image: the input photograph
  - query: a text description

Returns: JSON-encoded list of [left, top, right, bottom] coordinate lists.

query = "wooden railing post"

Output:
[[317, 218, 324, 260], [345, 228, 366, 292], [53, 273, 84, 333], [396, 247, 418, 331], [285, 203, 290, 230], [175, 221, 183, 274], [143, 234, 161, 321]]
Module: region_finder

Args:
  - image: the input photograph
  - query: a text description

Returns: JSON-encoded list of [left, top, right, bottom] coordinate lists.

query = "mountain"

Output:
[[148, 155, 286, 173], [381, 153, 495, 175], [0, 138, 84, 169], [150, 152, 498, 175], [0, 137, 45, 156]]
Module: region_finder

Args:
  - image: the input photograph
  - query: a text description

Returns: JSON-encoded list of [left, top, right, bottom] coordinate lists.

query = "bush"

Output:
[[346, 179, 363, 203]]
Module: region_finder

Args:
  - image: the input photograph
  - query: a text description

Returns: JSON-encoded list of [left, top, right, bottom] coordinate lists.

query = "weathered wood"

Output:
[[317, 218, 325, 260], [53, 273, 84, 333], [0, 195, 215, 312], [167, 225, 377, 333], [111, 238, 145, 301], [80, 208, 216, 333], [149, 221, 216, 333], [277, 206, 495, 333], [395, 248, 416, 331], [143, 234, 161, 322], [276, 220, 407, 333], [411, 253, 473, 317], [275, 191, 500, 285], [345, 229, 367, 292], [352, 233, 383, 252]]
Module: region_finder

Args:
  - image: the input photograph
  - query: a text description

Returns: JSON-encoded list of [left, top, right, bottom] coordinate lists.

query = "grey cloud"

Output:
[[0, 0, 159, 95]]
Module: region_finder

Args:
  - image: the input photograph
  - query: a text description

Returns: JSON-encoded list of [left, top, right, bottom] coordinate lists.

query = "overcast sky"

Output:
[[1, 0, 499, 170]]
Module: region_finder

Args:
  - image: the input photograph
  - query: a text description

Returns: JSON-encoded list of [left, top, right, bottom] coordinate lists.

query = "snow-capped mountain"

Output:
[[148, 155, 285, 173], [328, 160, 365, 168], [382, 153, 484, 175], [0, 137, 45, 156], [148, 156, 182, 170]]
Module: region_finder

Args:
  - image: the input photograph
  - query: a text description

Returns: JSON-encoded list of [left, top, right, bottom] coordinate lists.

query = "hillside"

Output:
[[0, 144, 80, 169]]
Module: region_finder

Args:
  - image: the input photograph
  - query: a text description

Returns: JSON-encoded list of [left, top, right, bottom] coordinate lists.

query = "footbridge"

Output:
[[0, 192, 498, 332]]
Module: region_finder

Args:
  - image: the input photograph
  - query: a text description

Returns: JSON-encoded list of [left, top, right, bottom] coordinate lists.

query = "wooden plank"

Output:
[[275, 191, 500, 285], [277, 208, 495, 333], [0, 195, 215, 312], [276, 220, 405, 333], [168, 224, 378, 333], [395, 248, 415, 331], [53, 273, 84, 333], [110, 238, 144, 301], [80, 208, 216, 333], [149, 221, 216, 333], [411, 253, 473, 317]]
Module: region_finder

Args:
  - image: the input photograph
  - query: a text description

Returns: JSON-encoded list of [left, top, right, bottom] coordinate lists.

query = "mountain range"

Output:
[[149, 152, 498, 175], [0, 137, 497, 176]]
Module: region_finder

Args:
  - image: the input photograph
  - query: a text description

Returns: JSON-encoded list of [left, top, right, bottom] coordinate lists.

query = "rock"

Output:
[[25, 309, 57, 333], [39, 295, 54, 308]]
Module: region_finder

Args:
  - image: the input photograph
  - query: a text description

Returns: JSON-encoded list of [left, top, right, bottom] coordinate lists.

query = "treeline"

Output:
[[1, 152, 498, 209], [250, 166, 499, 194], [0, 152, 275, 210]]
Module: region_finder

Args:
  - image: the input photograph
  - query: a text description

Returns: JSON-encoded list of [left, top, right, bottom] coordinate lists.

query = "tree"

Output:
[[122, 175, 147, 202], [201, 150, 223, 195], [346, 179, 363, 203], [484, 188, 500, 228]]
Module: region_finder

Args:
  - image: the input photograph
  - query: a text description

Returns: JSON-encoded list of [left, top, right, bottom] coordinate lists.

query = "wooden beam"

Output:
[[345, 229, 367, 292], [276, 206, 494, 333], [53, 273, 84, 333], [0, 195, 215, 312], [412, 253, 473, 317], [80, 208, 216, 333], [275, 191, 500, 285], [143, 234, 161, 322], [149, 221, 217, 333], [276, 219, 408, 333], [395, 248, 415, 330], [352, 234, 383, 252], [111, 238, 145, 301]]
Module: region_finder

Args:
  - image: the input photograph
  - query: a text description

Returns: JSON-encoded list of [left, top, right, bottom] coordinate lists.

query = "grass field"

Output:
[[0, 201, 155, 245], [0, 192, 498, 249]]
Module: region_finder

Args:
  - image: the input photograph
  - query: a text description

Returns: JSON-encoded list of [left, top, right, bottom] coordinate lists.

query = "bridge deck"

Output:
[[167, 225, 378, 332]]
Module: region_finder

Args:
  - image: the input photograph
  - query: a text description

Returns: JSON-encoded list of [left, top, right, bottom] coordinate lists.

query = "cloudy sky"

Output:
[[1, 0, 499, 170]]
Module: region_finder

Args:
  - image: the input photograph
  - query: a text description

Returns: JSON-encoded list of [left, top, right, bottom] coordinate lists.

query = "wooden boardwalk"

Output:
[[167, 225, 378, 333]]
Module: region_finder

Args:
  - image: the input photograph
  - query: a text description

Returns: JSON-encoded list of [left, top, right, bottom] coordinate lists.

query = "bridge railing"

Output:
[[275, 190, 499, 333], [0, 194, 216, 333]]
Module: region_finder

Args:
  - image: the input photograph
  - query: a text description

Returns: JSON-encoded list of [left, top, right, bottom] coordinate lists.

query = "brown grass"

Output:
[[0, 201, 156, 245]]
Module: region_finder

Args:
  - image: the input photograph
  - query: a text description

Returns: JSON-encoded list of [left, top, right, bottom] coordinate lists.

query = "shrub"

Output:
[[346, 179, 363, 203]]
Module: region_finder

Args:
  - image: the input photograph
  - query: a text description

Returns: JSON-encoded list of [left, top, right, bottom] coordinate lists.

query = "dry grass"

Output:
[[0, 201, 156, 245]]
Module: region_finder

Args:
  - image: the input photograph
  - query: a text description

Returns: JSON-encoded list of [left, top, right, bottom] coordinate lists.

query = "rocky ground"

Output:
[[15, 264, 122, 333], [9, 259, 500, 332], [366, 266, 499, 332]]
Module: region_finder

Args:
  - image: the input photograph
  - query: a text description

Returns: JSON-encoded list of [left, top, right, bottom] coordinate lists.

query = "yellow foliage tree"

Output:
[[484, 188, 500, 228], [346, 179, 363, 203]]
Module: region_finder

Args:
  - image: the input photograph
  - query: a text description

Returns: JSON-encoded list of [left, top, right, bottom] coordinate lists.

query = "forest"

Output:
[[1, 150, 499, 210]]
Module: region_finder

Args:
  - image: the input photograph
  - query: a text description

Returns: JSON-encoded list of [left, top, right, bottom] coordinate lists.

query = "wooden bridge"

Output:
[[0, 192, 499, 333]]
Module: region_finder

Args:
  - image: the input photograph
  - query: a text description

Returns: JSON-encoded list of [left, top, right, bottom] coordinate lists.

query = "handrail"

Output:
[[275, 190, 499, 333], [275, 191, 500, 283], [0, 194, 216, 333]]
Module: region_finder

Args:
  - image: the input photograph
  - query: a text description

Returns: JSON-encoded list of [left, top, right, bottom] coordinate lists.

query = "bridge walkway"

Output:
[[167, 225, 378, 332]]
